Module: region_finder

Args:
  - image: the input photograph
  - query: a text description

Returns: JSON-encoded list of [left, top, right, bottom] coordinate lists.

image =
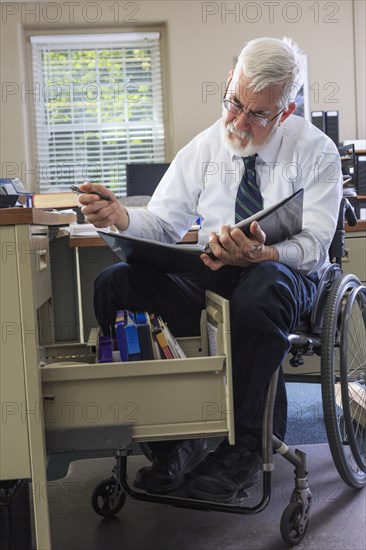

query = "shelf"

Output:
[[0, 207, 76, 226]]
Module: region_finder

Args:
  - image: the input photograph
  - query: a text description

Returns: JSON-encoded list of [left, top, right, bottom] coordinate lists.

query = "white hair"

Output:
[[233, 37, 304, 109]]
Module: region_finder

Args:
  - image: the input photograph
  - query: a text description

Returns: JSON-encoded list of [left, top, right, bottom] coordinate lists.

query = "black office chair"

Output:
[[125, 162, 170, 196]]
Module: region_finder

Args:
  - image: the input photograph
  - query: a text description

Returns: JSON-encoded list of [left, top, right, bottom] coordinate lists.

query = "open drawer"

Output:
[[41, 291, 235, 445]]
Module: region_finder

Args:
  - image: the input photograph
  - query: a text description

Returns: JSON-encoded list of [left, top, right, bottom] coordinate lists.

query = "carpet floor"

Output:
[[47, 444, 365, 550]]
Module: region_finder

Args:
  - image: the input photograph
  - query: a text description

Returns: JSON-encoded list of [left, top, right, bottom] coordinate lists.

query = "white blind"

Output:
[[30, 32, 165, 196]]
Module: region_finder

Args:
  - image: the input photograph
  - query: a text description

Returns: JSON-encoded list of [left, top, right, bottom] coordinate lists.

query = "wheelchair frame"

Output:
[[90, 199, 365, 546], [90, 272, 365, 546]]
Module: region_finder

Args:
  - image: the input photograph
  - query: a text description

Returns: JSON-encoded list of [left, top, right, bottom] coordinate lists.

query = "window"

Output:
[[30, 32, 165, 196]]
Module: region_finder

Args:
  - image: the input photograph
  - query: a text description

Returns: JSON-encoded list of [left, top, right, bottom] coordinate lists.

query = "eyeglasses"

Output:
[[223, 86, 284, 127]]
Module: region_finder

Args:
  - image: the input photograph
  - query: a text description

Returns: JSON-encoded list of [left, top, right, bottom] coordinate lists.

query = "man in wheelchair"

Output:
[[79, 37, 343, 503]]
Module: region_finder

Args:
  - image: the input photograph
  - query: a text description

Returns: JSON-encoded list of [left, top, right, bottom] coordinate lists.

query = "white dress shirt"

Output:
[[124, 115, 343, 275]]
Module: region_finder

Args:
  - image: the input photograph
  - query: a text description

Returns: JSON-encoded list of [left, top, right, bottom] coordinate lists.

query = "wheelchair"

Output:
[[91, 198, 366, 546]]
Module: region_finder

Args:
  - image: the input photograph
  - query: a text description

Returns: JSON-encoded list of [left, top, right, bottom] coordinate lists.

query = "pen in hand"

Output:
[[70, 185, 112, 201]]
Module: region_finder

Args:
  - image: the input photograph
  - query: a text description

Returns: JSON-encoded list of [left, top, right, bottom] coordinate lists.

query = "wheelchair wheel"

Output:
[[321, 274, 366, 488], [91, 478, 126, 517], [280, 501, 308, 545], [340, 285, 366, 474]]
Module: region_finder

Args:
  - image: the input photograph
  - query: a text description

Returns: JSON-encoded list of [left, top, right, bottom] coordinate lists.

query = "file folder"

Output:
[[115, 310, 129, 362], [124, 311, 142, 361], [135, 311, 155, 360], [149, 314, 174, 359]]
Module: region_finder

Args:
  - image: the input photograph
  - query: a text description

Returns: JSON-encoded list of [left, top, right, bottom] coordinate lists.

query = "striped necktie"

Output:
[[235, 155, 263, 223]]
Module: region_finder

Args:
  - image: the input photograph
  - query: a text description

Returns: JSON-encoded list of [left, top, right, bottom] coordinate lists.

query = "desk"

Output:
[[0, 209, 75, 550], [1, 210, 365, 549], [1, 212, 234, 550]]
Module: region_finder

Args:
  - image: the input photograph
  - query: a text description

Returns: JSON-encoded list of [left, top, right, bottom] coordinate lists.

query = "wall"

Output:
[[0, 0, 365, 191]]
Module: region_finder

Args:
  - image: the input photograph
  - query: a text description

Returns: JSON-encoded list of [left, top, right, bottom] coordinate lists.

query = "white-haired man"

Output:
[[80, 37, 342, 502]]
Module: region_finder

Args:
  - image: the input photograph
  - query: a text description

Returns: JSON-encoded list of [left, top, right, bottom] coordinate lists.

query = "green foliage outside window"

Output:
[[34, 40, 164, 195]]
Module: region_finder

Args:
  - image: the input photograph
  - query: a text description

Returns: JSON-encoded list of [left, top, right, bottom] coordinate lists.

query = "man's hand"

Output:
[[78, 182, 130, 231], [201, 221, 279, 271]]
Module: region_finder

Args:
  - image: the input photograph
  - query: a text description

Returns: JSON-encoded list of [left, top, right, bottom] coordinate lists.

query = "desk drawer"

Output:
[[42, 291, 234, 444], [41, 354, 232, 443]]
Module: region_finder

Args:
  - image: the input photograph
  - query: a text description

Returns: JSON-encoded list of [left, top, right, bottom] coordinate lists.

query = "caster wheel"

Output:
[[280, 501, 308, 545], [91, 478, 126, 517]]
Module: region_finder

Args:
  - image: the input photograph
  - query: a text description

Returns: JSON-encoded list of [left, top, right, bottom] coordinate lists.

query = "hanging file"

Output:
[[135, 311, 155, 360], [124, 311, 142, 361]]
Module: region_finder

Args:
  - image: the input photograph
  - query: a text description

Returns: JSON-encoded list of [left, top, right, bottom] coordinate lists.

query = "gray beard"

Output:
[[221, 120, 276, 157]]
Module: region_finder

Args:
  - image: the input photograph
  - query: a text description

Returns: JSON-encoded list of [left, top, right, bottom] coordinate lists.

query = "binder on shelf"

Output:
[[124, 311, 142, 361], [357, 155, 366, 195], [325, 111, 339, 146], [135, 311, 155, 360], [311, 111, 326, 133]]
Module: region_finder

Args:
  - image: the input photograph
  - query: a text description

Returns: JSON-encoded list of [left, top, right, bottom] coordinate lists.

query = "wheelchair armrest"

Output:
[[329, 198, 357, 265]]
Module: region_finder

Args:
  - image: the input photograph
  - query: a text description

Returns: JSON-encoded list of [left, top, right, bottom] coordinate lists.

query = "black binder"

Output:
[[98, 190, 304, 274], [311, 111, 326, 133], [325, 111, 339, 146]]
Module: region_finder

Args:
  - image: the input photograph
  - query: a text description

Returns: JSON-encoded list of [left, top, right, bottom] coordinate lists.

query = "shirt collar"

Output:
[[227, 122, 284, 165]]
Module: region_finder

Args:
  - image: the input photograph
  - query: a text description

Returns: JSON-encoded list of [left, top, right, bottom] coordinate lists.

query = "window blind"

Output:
[[30, 32, 165, 196]]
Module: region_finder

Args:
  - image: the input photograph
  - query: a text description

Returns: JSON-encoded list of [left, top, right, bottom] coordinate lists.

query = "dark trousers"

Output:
[[94, 261, 318, 452]]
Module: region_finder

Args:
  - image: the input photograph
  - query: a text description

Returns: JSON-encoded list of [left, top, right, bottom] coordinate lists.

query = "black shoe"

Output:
[[183, 439, 261, 503], [133, 439, 209, 494]]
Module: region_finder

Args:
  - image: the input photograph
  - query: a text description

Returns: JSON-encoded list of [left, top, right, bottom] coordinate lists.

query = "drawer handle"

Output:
[[43, 395, 55, 401], [37, 249, 48, 271], [343, 248, 350, 263]]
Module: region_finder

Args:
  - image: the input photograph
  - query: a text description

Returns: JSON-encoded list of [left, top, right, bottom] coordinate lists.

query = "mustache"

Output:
[[226, 122, 252, 141]]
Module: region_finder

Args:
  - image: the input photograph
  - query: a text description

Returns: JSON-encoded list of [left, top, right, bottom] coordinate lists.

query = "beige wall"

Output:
[[0, 0, 365, 191]]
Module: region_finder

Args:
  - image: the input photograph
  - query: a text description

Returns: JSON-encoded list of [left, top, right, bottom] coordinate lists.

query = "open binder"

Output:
[[98, 189, 304, 274]]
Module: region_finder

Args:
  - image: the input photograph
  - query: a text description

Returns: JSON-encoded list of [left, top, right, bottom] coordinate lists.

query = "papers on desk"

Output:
[[70, 222, 198, 239], [69, 223, 111, 237], [342, 175, 357, 198], [343, 139, 366, 152], [343, 187, 357, 197]]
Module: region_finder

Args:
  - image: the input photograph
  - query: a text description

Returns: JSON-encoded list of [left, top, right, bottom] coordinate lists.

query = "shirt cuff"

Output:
[[274, 241, 303, 270], [118, 208, 142, 237]]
